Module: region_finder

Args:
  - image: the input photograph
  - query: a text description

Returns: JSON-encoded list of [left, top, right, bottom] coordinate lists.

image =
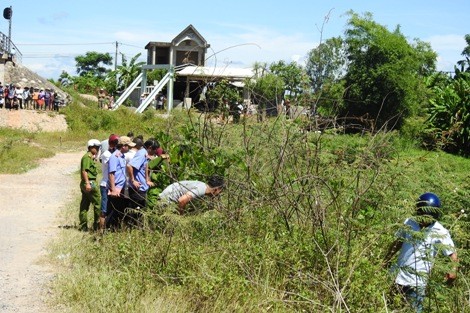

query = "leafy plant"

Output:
[[427, 72, 470, 154]]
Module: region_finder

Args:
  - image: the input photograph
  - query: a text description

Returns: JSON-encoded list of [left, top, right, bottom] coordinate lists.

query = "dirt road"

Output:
[[0, 152, 82, 313]]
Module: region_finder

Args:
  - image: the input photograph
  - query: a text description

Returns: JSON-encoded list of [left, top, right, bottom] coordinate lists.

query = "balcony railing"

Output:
[[0, 31, 22, 64]]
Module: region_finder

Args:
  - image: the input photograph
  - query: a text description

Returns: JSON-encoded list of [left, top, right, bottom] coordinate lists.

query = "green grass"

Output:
[[3, 97, 469, 312]]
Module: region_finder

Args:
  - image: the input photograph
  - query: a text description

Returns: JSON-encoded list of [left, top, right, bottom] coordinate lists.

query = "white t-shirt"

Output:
[[159, 181, 207, 203], [124, 149, 137, 164], [100, 150, 112, 187], [96, 139, 108, 161], [394, 218, 455, 287]]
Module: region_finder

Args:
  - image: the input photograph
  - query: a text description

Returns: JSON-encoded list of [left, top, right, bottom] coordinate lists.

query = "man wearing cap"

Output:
[[98, 134, 119, 231], [107, 136, 135, 228], [79, 139, 102, 231]]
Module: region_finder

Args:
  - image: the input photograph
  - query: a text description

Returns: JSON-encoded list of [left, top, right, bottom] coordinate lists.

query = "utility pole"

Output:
[[115, 41, 119, 92], [8, 6, 12, 53], [114, 41, 118, 70], [3, 6, 13, 53]]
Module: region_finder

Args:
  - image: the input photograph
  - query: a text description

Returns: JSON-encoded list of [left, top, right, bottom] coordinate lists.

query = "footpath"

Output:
[[0, 152, 82, 313]]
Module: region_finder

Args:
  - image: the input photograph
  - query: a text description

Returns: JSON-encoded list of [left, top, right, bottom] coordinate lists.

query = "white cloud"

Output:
[[426, 34, 466, 71], [428, 34, 465, 51], [205, 26, 315, 68]]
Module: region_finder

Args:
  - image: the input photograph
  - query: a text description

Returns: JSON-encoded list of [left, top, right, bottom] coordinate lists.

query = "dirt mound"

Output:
[[0, 110, 68, 132]]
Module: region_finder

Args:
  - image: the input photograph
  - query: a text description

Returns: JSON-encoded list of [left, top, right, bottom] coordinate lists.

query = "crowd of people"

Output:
[[0, 82, 65, 111], [79, 132, 224, 232]]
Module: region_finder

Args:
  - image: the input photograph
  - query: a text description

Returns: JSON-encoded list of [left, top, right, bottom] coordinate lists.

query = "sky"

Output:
[[2, 0, 469, 80]]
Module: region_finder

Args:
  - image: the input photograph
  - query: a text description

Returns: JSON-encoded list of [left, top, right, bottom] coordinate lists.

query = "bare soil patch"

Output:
[[0, 110, 68, 132], [0, 152, 82, 312]]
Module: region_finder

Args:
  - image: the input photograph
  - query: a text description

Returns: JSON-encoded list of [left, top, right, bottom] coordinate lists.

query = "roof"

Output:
[[172, 24, 208, 47], [145, 25, 209, 50], [177, 66, 254, 81], [144, 41, 171, 49]]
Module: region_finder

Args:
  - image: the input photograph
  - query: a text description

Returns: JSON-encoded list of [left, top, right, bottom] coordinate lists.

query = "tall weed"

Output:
[[49, 112, 470, 312]]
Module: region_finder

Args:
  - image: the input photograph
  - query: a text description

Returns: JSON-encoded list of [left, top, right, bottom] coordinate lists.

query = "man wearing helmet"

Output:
[[385, 192, 459, 312], [79, 139, 102, 231]]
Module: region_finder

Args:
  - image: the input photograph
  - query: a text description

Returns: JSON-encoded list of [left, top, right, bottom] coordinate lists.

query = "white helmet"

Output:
[[87, 139, 101, 148]]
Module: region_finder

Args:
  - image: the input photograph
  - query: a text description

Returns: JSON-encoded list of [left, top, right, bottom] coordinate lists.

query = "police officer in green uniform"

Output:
[[79, 139, 101, 231]]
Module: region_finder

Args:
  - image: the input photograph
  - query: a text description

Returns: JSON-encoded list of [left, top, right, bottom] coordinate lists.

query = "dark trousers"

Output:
[[106, 192, 129, 229], [127, 188, 146, 227]]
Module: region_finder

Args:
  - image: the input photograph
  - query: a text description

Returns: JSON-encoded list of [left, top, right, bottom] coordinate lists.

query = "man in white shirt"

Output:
[[159, 175, 224, 214], [98, 134, 119, 230], [385, 192, 459, 312]]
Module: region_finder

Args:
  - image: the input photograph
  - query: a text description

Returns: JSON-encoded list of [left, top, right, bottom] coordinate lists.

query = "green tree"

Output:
[[147, 68, 168, 86], [104, 53, 146, 95], [269, 60, 309, 100], [252, 61, 269, 78], [75, 51, 113, 78], [246, 71, 284, 121], [456, 34, 470, 73], [113, 52, 145, 91], [206, 79, 242, 117], [306, 36, 347, 117], [341, 11, 436, 131], [306, 36, 346, 93], [72, 73, 104, 94]]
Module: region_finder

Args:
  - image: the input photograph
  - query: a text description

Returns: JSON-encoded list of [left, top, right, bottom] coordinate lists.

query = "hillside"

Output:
[[0, 110, 68, 132], [3, 62, 66, 97]]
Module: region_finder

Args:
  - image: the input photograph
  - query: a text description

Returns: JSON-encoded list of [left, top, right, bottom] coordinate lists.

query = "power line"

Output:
[[16, 42, 115, 46], [22, 52, 143, 59], [16, 42, 145, 50], [22, 55, 81, 59], [119, 42, 145, 49]]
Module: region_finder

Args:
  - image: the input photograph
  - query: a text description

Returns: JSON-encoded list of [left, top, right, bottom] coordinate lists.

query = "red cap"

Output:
[[108, 134, 119, 144]]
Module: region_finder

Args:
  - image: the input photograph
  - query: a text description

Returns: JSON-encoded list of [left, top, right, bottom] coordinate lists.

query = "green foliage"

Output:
[[144, 114, 240, 194], [0, 128, 54, 173], [456, 34, 470, 73], [75, 51, 113, 78], [71, 72, 105, 94], [58, 70, 73, 87], [147, 68, 168, 85], [306, 36, 347, 93], [206, 79, 242, 110], [246, 71, 284, 120], [269, 60, 310, 100], [341, 11, 436, 131], [427, 72, 470, 154], [109, 53, 146, 94], [49, 110, 470, 312]]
